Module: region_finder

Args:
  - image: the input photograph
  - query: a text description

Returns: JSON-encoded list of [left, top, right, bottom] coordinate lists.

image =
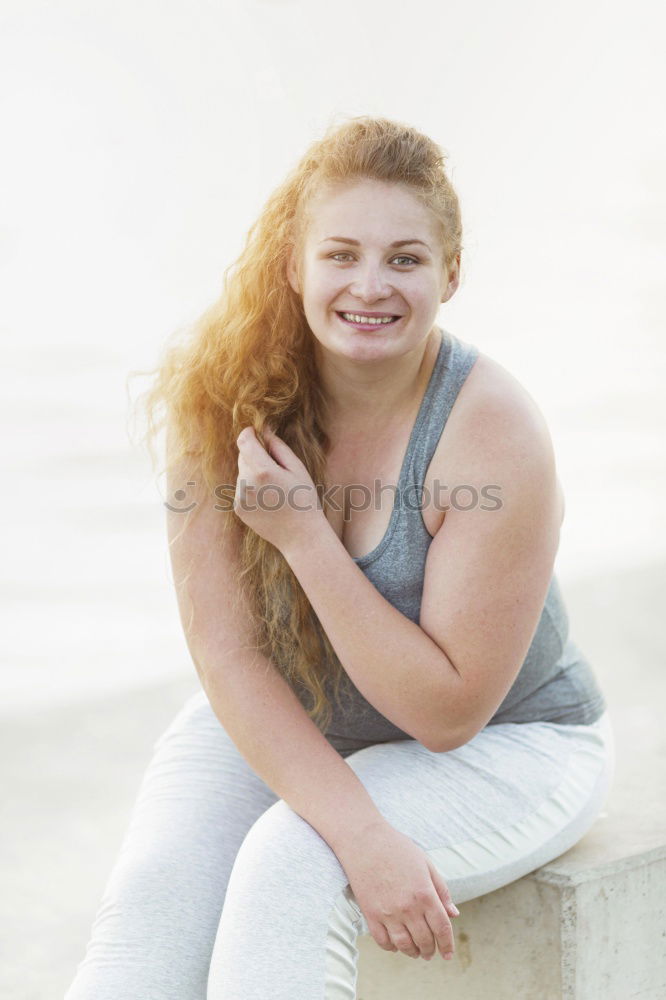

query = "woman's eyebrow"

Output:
[[318, 236, 431, 250]]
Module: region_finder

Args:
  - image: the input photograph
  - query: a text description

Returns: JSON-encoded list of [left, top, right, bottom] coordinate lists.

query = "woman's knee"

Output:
[[228, 800, 347, 900], [207, 801, 358, 996]]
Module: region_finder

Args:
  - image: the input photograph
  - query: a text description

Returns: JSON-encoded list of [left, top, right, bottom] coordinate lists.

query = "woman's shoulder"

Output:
[[448, 340, 552, 442], [439, 339, 566, 524]]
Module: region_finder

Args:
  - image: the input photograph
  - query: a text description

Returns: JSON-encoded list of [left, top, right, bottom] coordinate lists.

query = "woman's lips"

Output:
[[336, 313, 402, 331]]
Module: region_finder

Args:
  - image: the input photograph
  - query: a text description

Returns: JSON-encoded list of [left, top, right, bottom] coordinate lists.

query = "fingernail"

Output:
[[451, 905, 460, 916]]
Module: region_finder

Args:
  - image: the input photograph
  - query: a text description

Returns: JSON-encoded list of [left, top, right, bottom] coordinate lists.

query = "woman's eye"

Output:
[[329, 253, 418, 265]]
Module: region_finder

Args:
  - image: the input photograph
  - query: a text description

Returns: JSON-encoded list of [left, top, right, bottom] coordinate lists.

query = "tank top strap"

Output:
[[407, 327, 480, 491]]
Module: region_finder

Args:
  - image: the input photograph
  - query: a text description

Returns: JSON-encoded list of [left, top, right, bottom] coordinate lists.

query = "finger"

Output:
[[425, 905, 455, 961], [237, 441, 272, 485], [236, 464, 257, 495], [405, 916, 437, 961], [236, 427, 257, 448], [239, 427, 290, 484], [367, 919, 397, 954], [260, 425, 294, 471], [427, 859, 460, 917], [238, 426, 275, 460], [387, 923, 421, 960]]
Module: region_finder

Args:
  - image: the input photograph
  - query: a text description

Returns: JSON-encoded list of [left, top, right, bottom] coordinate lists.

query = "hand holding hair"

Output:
[[234, 425, 324, 553]]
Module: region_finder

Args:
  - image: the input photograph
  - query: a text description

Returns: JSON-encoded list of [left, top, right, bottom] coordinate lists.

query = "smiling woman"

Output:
[[65, 115, 614, 1000]]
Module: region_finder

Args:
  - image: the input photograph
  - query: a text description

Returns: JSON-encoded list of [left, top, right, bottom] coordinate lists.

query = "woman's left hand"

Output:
[[335, 819, 459, 962], [233, 425, 324, 554]]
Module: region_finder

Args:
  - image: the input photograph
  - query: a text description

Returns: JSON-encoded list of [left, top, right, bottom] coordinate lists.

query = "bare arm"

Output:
[[165, 443, 384, 864], [282, 523, 464, 750]]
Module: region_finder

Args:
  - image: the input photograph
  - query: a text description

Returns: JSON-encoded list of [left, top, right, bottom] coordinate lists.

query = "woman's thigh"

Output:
[[65, 688, 279, 1000], [346, 709, 615, 918]]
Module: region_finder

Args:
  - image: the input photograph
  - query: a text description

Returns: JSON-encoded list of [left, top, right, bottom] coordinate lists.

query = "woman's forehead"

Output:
[[303, 178, 439, 242]]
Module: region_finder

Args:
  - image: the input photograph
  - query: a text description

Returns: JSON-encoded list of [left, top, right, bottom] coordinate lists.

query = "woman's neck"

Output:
[[317, 326, 441, 432]]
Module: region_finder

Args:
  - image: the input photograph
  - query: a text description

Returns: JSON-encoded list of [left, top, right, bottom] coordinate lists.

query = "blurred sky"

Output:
[[1, 0, 664, 712]]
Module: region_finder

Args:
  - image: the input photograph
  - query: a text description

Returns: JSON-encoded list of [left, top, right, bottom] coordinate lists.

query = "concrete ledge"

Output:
[[357, 834, 666, 999]]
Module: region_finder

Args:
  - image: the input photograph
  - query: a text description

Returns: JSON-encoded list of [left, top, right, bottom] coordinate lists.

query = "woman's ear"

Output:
[[441, 253, 461, 303], [286, 247, 300, 295]]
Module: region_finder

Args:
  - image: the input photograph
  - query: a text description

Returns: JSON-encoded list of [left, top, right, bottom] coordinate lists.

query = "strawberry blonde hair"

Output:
[[130, 114, 463, 734]]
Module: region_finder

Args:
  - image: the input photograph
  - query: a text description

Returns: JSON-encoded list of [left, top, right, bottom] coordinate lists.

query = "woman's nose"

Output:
[[349, 264, 392, 301]]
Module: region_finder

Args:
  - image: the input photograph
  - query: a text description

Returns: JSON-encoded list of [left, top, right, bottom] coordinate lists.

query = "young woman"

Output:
[[66, 115, 614, 999]]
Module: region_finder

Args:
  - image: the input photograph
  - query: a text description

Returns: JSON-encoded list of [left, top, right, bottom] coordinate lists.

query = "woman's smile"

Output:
[[336, 311, 403, 332]]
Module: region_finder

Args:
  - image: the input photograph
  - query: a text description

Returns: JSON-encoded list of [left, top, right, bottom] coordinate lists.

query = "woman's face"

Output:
[[287, 177, 458, 364]]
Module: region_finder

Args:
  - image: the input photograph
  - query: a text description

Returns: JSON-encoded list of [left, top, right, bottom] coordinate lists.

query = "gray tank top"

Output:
[[292, 326, 607, 758]]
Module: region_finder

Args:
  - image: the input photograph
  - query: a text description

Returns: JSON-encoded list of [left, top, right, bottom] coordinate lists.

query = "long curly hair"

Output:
[[129, 113, 463, 735]]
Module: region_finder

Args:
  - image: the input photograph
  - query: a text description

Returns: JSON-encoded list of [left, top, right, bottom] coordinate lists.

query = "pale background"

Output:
[[1, 0, 664, 996]]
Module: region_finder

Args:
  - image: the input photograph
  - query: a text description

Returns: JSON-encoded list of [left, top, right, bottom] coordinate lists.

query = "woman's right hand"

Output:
[[335, 819, 459, 962]]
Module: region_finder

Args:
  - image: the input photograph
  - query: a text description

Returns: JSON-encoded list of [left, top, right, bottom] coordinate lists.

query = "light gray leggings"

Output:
[[65, 689, 615, 1000]]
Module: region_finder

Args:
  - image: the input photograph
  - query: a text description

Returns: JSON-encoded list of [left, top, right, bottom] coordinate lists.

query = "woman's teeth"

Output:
[[340, 313, 398, 325]]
